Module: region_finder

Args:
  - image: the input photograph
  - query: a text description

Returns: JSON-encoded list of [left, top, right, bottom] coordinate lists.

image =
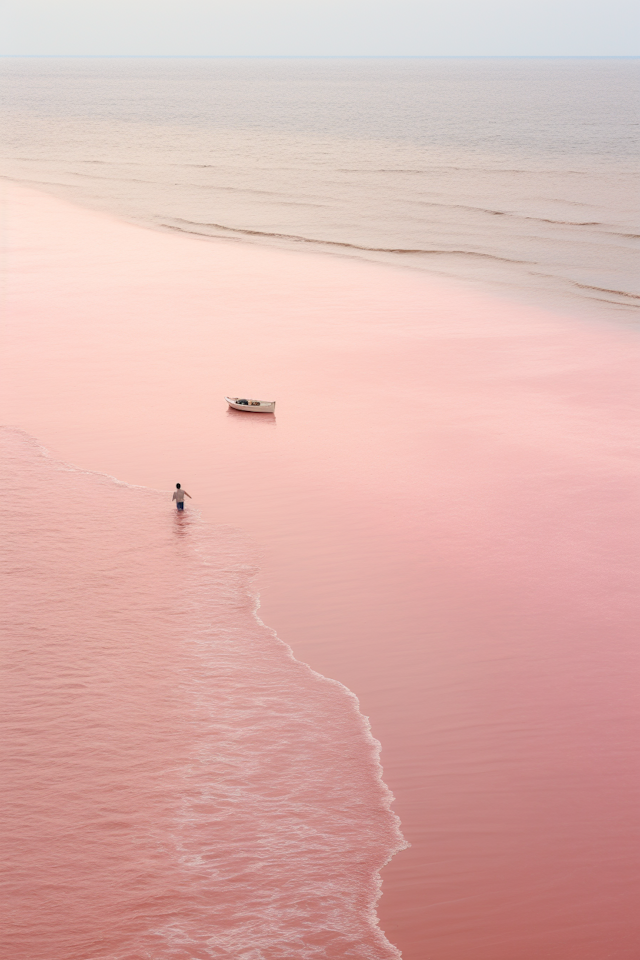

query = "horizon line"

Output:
[[1, 54, 638, 60]]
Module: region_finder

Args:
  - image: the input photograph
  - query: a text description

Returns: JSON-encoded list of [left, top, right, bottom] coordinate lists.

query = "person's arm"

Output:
[[172, 492, 177, 500], [185, 491, 192, 499]]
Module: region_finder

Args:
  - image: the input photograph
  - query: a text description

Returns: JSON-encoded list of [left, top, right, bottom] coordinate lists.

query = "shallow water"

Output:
[[0, 427, 403, 959]]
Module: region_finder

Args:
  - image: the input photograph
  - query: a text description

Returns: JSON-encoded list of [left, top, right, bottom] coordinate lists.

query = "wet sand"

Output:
[[2, 181, 639, 959]]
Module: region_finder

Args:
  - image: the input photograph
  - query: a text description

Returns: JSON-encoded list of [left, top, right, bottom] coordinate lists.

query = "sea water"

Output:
[[1, 57, 638, 319], [0, 427, 403, 959], [1, 58, 639, 960]]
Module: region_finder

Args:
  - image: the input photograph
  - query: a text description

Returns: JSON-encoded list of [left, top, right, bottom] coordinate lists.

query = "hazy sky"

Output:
[[1, 0, 638, 57]]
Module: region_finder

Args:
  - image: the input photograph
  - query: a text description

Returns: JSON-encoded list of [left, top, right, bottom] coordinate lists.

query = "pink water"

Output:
[[1, 427, 402, 959], [2, 182, 640, 958]]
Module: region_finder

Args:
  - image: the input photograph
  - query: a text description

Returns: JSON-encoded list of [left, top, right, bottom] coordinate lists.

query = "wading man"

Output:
[[172, 483, 192, 511]]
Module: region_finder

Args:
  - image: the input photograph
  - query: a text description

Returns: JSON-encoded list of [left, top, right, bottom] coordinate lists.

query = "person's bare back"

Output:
[[172, 483, 192, 510]]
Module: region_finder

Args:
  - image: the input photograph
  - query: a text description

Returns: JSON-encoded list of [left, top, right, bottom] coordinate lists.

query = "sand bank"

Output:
[[1, 180, 639, 959]]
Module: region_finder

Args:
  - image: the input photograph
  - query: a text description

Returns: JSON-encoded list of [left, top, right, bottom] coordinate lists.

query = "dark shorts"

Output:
[[177, 501, 184, 510]]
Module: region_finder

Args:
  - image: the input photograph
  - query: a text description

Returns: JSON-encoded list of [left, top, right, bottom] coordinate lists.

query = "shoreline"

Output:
[[4, 170, 639, 331], [2, 180, 639, 959]]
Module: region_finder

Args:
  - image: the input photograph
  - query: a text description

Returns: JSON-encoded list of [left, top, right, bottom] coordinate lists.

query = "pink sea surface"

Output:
[[1, 426, 401, 960], [1, 181, 639, 959]]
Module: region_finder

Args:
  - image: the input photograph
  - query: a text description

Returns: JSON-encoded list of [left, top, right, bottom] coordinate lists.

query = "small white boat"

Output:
[[225, 396, 276, 413]]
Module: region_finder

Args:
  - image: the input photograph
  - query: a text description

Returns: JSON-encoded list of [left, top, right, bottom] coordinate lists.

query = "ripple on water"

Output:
[[0, 427, 405, 960]]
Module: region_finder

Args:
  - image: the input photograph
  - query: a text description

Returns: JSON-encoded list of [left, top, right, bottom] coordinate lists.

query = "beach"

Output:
[[2, 175, 639, 958]]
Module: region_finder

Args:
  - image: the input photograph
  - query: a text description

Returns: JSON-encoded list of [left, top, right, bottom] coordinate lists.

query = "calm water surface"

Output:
[[1, 57, 638, 318], [1, 58, 639, 960]]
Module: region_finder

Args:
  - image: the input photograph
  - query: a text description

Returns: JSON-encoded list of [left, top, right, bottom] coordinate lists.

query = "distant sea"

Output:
[[1, 57, 638, 319]]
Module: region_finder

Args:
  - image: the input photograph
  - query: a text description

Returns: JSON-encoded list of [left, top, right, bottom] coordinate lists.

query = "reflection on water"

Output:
[[225, 406, 277, 424], [172, 507, 195, 537]]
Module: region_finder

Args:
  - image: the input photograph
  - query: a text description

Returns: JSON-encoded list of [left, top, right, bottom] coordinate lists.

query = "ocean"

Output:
[[1, 58, 639, 960], [1, 57, 638, 318]]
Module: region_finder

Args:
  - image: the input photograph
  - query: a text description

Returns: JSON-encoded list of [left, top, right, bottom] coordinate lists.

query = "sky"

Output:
[[0, 0, 638, 57]]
